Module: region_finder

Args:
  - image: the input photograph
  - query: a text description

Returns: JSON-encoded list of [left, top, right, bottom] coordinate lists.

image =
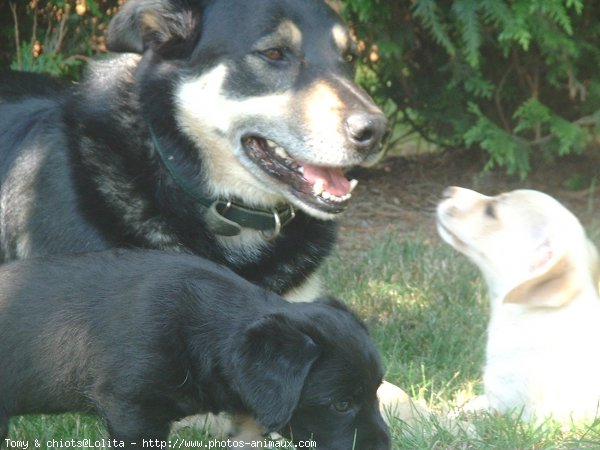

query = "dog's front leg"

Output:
[[172, 413, 266, 449], [228, 414, 269, 448]]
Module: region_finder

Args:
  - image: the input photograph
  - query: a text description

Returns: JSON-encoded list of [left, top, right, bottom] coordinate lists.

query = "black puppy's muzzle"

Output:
[[365, 426, 392, 450], [355, 403, 392, 450]]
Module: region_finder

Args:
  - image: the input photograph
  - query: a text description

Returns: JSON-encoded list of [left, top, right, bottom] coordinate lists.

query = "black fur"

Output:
[[0, 250, 390, 450], [0, 0, 386, 296]]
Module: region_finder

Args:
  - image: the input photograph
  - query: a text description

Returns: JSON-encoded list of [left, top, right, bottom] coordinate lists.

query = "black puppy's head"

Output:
[[106, 0, 387, 220], [230, 296, 391, 450]]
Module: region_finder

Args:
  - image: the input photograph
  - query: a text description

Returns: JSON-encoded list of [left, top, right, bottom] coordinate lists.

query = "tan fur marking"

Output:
[[283, 274, 322, 303], [254, 20, 303, 50], [504, 256, 581, 307], [331, 23, 349, 51], [279, 20, 303, 49], [304, 82, 344, 148], [141, 12, 160, 32], [175, 64, 289, 206]]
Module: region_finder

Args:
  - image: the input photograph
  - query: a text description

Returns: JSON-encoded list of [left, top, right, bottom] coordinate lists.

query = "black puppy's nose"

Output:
[[362, 419, 392, 450], [345, 111, 387, 152]]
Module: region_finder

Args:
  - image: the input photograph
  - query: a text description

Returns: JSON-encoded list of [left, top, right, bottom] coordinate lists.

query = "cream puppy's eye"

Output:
[[485, 202, 497, 219]]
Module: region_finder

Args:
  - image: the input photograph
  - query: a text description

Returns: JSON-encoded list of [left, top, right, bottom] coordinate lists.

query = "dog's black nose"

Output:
[[345, 111, 387, 152]]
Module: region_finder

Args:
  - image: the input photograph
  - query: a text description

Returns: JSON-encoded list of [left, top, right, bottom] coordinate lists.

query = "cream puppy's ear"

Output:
[[504, 239, 580, 307]]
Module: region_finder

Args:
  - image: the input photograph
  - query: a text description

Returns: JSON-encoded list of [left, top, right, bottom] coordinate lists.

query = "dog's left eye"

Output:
[[332, 400, 353, 413], [259, 48, 286, 62]]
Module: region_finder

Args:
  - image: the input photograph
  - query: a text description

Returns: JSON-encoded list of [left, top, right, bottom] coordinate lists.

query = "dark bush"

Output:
[[0, 0, 120, 78], [342, 0, 600, 176]]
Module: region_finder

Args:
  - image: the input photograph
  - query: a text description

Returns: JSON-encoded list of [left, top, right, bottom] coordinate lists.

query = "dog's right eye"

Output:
[[259, 48, 286, 62], [332, 400, 353, 413], [485, 202, 497, 219]]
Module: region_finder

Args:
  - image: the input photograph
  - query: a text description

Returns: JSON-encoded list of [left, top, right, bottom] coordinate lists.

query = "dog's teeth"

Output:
[[274, 146, 288, 160], [266, 139, 277, 149], [312, 180, 325, 196], [313, 182, 353, 202], [321, 191, 352, 203], [349, 179, 359, 193], [298, 166, 304, 174]]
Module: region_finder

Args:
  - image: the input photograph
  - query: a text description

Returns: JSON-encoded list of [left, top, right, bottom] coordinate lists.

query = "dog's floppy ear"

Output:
[[231, 314, 320, 432], [106, 0, 203, 55], [315, 295, 370, 332], [504, 239, 580, 307]]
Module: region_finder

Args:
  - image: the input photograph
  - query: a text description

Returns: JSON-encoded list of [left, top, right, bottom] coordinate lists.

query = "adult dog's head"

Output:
[[436, 187, 599, 307], [106, 0, 387, 220], [229, 296, 391, 450]]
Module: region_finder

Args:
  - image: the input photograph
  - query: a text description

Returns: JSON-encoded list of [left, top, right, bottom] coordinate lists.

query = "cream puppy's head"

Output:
[[436, 187, 599, 307]]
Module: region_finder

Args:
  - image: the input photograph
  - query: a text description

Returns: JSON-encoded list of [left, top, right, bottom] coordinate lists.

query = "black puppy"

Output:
[[0, 250, 390, 450]]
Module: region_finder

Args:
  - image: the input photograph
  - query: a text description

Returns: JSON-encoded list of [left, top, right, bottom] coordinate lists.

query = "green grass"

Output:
[[6, 227, 600, 448], [322, 233, 488, 406]]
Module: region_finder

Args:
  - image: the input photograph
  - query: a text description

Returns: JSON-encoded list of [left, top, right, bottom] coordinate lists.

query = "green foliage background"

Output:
[[343, 0, 600, 176], [0, 1, 120, 78], [1, 0, 599, 176]]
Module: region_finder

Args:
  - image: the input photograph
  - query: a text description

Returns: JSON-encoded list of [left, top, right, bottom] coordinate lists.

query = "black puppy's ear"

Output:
[[314, 295, 351, 312], [106, 0, 203, 55], [314, 295, 369, 332], [232, 314, 320, 432]]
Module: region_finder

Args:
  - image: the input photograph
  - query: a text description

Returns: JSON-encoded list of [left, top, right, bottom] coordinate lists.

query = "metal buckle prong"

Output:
[[221, 200, 233, 216], [261, 209, 282, 241], [281, 204, 296, 227]]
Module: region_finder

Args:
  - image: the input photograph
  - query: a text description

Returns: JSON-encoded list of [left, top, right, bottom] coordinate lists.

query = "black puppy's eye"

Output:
[[332, 400, 352, 413], [485, 202, 496, 219], [260, 48, 286, 62]]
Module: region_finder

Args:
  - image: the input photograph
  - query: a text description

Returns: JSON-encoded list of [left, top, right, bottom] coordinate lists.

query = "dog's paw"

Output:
[[378, 380, 430, 425], [462, 394, 490, 413]]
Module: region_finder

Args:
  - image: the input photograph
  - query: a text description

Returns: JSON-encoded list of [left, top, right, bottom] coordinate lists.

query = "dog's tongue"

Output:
[[302, 164, 351, 196]]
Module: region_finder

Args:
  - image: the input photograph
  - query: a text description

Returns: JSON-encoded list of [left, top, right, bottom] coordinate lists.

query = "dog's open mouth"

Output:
[[242, 136, 357, 213]]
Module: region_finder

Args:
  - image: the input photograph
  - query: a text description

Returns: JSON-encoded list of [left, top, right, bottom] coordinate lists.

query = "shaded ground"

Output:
[[338, 148, 600, 252]]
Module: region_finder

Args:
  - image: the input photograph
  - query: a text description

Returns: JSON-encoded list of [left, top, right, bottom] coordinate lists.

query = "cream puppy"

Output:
[[437, 187, 600, 422]]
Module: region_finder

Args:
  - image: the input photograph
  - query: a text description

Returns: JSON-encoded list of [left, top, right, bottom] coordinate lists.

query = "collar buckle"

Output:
[[204, 200, 296, 238], [261, 205, 296, 241]]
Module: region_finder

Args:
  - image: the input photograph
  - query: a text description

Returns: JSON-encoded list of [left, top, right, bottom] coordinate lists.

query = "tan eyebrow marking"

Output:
[[279, 20, 303, 49], [331, 24, 349, 52], [255, 20, 303, 50]]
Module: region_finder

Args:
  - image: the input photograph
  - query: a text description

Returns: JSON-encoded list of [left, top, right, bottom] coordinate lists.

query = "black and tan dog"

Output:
[[0, 0, 386, 300], [0, 250, 390, 450]]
